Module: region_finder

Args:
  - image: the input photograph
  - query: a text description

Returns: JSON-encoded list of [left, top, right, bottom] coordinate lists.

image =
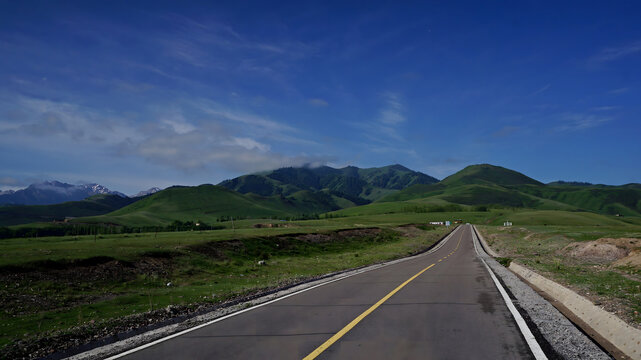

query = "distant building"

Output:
[[503, 221, 513, 226], [429, 221, 444, 225]]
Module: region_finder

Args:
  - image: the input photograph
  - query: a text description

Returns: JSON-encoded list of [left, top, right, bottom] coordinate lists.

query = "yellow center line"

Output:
[[303, 227, 466, 359], [302, 262, 436, 360]]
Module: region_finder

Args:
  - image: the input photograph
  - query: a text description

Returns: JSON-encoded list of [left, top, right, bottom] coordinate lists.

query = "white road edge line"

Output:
[[471, 225, 547, 360], [105, 226, 462, 359]]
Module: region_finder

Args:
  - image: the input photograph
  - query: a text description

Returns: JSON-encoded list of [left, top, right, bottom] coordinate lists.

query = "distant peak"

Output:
[[387, 164, 411, 171], [442, 164, 543, 186], [132, 187, 163, 197]]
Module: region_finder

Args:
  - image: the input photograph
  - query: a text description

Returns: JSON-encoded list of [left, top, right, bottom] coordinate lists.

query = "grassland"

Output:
[[477, 223, 641, 328]]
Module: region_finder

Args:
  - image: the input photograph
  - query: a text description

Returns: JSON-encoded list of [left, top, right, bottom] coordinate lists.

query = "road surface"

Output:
[[117, 225, 534, 359]]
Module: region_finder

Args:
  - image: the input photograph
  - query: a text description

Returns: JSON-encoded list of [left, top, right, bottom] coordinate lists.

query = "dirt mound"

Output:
[[562, 237, 641, 264], [614, 250, 641, 268]]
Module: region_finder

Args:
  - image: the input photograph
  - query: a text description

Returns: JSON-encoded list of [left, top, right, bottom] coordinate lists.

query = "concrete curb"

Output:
[[472, 226, 610, 360], [475, 227, 499, 257], [509, 261, 641, 360]]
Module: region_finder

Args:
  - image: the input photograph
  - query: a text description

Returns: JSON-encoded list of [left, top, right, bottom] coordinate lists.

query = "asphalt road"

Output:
[[119, 225, 534, 359]]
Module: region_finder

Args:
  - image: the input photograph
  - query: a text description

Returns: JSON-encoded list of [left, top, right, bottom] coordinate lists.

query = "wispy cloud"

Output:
[[530, 84, 551, 96], [347, 92, 417, 157], [608, 87, 629, 95], [0, 97, 139, 144], [152, 14, 316, 72], [588, 40, 641, 64], [0, 95, 326, 174], [589, 106, 620, 112], [554, 113, 613, 132], [308, 98, 328, 107], [378, 92, 405, 125]]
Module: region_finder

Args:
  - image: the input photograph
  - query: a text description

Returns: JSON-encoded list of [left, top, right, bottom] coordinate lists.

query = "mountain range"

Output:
[[219, 164, 438, 204], [0, 182, 163, 206], [0, 181, 127, 206], [1, 164, 639, 227]]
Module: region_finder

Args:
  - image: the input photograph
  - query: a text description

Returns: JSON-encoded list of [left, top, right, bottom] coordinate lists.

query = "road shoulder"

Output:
[[472, 226, 611, 360]]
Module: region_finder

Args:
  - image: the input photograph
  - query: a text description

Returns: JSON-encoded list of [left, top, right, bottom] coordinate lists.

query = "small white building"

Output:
[[503, 221, 513, 226]]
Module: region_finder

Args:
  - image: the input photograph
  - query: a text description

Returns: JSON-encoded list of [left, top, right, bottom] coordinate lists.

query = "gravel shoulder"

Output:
[[472, 226, 611, 360]]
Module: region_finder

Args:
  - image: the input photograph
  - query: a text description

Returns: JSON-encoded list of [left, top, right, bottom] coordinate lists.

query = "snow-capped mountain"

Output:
[[0, 181, 127, 205], [132, 187, 162, 198]]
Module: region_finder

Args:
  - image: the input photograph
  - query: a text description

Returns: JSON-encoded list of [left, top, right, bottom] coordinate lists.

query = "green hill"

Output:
[[74, 185, 340, 226], [0, 194, 138, 226], [441, 164, 542, 187], [380, 164, 641, 217], [219, 164, 438, 204]]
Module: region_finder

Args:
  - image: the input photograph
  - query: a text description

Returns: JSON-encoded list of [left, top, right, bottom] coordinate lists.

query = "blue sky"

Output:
[[1, 1, 640, 194]]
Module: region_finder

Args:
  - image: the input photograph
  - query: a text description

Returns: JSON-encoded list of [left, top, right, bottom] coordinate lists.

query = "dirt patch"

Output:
[[394, 225, 423, 238], [614, 250, 641, 268], [295, 233, 331, 242], [294, 228, 381, 242], [0, 257, 173, 316], [188, 240, 243, 259], [562, 237, 641, 265], [335, 228, 381, 238]]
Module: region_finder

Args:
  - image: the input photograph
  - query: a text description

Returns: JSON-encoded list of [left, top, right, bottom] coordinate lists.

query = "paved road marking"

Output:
[[303, 231, 464, 359]]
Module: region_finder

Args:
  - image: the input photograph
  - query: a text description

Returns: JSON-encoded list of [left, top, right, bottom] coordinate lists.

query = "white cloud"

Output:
[[1, 96, 139, 144], [555, 113, 613, 132], [589, 106, 620, 112], [1, 95, 327, 175], [608, 87, 629, 94], [378, 92, 405, 125], [224, 137, 271, 152], [531, 84, 551, 96], [589, 40, 641, 64]]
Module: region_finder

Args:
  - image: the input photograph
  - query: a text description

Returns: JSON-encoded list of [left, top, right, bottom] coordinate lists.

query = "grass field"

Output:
[[477, 224, 641, 327]]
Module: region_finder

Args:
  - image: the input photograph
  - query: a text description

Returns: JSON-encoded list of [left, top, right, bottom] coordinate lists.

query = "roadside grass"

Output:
[[477, 224, 641, 327], [0, 213, 480, 267], [0, 224, 449, 354]]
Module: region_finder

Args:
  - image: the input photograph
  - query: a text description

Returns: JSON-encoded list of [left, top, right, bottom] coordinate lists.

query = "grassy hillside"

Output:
[[219, 164, 438, 204], [441, 164, 542, 187], [515, 184, 641, 216], [380, 164, 640, 217], [74, 185, 338, 227], [0, 194, 138, 226]]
